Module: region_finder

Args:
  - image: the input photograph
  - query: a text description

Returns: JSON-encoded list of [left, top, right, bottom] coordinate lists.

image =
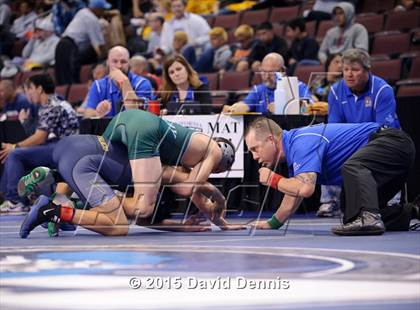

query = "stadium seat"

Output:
[[240, 8, 270, 27], [299, 1, 315, 15], [269, 6, 299, 24], [201, 73, 218, 90], [371, 32, 411, 56], [294, 64, 324, 85], [204, 15, 214, 28], [397, 85, 420, 97], [12, 72, 22, 86], [67, 83, 89, 105], [211, 93, 229, 112], [316, 20, 335, 39], [370, 54, 391, 62], [396, 78, 420, 87], [55, 85, 69, 100], [79, 64, 93, 84], [305, 21, 317, 37], [251, 71, 262, 85], [361, 0, 395, 13], [18, 70, 44, 85], [384, 10, 420, 32], [45, 67, 55, 78], [355, 13, 384, 34], [219, 71, 250, 91], [213, 13, 241, 30], [408, 56, 420, 79], [371, 59, 402, 84], [11, 39, 26, 57], [411, 28, 420, 51]]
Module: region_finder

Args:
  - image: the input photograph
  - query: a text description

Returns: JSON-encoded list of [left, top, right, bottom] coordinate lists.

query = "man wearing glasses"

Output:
[[223, 53, 313, 114]]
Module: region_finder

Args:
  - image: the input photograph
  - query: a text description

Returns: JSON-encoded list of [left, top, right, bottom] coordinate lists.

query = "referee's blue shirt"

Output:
[[282, 122, 380, 185], [328, 74, 400, 128], [86, 71, 153, 117], [243, 81, 313, 114]]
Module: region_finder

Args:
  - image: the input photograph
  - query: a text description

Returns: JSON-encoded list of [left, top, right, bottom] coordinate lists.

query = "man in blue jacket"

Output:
[[318, 48, 400, 217]]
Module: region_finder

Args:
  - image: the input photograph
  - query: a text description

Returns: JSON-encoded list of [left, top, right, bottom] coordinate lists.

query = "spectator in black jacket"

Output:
[[248, 22, 288, 72], [286, 18, 319, 74], [158, 54, 212, 114]]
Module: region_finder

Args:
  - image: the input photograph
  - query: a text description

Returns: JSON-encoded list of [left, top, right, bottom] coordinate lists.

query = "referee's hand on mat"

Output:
[[250, 221, 273, 230]]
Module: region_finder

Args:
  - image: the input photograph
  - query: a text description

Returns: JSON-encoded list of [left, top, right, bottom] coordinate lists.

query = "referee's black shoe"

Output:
[[332, 211, 385, 236], [410, 195, 420, 231]]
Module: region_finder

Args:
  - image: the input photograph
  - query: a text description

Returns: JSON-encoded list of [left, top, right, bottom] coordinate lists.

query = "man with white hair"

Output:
[[21, 18, 59, 70], [224, 53, 313, 114], [84, 45, 153, 118]]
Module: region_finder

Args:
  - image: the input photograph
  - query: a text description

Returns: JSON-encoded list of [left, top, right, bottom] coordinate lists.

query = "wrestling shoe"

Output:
[[18, 167, 57, 200], [20, 195, 75, 239], [331, 211, 385, 236], [316, 202, 341, 217]]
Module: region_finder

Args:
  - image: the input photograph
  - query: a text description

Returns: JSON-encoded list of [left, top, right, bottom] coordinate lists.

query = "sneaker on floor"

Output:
[[316, 203, 340, 217], [0, 200, 28, 214]]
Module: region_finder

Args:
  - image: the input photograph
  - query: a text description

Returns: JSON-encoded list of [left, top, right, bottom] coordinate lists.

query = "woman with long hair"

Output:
[[159, 54, 212, 114]]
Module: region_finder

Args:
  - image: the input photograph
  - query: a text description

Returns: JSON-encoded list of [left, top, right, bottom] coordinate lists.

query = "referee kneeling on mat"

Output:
[[245, 117, 418, 235]]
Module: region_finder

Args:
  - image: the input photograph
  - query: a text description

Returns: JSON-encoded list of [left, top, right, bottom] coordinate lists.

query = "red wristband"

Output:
[[268, 172, 283, 189], [60, 205, 75, 222]]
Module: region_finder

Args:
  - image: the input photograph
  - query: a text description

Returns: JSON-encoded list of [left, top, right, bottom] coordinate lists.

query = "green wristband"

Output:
[[48, 222, 59, 237], [267, 215, 283, 229]]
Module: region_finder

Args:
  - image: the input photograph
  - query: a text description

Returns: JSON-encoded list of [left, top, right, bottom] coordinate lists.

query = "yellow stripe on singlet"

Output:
[[97, 136, 109, 152]]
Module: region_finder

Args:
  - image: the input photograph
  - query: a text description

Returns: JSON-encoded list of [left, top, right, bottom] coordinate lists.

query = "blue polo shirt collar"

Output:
[[344, 73, 373, 99]]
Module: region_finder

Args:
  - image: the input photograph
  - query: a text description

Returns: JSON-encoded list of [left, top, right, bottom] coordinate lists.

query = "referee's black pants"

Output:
[[341, 128, 416, 230], [55, 37, 80, 86]]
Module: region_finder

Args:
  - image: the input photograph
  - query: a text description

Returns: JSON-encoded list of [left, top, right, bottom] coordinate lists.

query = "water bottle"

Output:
[[274, 72, 286, 114]]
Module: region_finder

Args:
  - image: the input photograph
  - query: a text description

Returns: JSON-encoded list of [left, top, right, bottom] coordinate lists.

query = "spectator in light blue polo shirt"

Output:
[[224, 53, 313, 114], [328, 48, 400, 128], [84, 46, 153, 118]]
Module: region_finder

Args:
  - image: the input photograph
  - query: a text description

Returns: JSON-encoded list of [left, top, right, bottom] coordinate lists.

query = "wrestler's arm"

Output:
[[122, 157, 162, 218]]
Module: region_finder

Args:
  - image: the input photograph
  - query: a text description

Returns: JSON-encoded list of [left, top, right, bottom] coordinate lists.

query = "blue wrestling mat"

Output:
[[1, 214, 419, 310]]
